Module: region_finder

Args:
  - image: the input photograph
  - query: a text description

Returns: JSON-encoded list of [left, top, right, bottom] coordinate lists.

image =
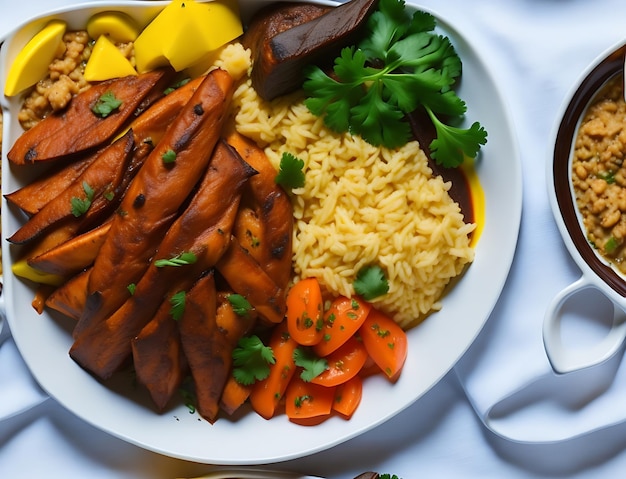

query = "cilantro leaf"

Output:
[[303, 0, 487, 166], [353, 264, 389, 300], [161, 149, 177, 164], [154, 251, 197, 268], [91, 91, 122, 118], [232, 335, 275, 386], [70, 181, 95, 217], [169, 291, 186, 321], [164, 77, 190, 95], [228, 293, 253, 316], [293, 346, 328, 382], [427, 108, 488, 168], [275, 152, 305, 189]]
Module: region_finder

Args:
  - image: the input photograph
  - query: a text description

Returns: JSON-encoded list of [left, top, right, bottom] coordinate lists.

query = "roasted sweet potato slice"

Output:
[[28, 220, 112, 277], [132, 293, 188, 411], [5, 153, 98, 216], [71, 139, 254, 379], [45, 268, 91, 320], [177, 271, 222, 422], [78, 68, 235, 330], [216, 237, 286, 325], [5, 77, 202, 217], [8, 69, 172, 164], [233, 205, 265, 264], [7, 130, 134, 245], [226, 131, 293, 288]]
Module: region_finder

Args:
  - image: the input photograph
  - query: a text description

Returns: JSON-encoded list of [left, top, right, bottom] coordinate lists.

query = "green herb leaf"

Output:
[[154, 252, 197, 268], [293, 346, 328, 382], [427, 109, 488, 168], [164, 77, 191, 95], [161, 149, 177, 164], [302, 0, 487, 166], [605, 236, 619, 255], [353, 264, 389, 300], [70, 181, 95, 217], [91, 90, 122, 118], [232, 335, 275, 386], [169, 291, 186, 321], [275, 152, 305, 189], [228, 293, 253, 316], [127, 283, 136, 295]]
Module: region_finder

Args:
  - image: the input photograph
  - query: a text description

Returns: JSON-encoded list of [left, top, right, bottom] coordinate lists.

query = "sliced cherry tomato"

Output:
[[249, 321, 297, 420], [285, 374, 335, 422], [359, 308, 408, 382], [313, 295, 371, 357], [332, 374, 363, 419], [286, 277, 324, 346], [311, 335, 368, 387]]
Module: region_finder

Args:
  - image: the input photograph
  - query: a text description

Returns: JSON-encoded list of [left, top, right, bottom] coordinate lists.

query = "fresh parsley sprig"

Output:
[[232, 335, 275, 386], [353, 264, 389, 301], [153, 251, 197, 268], [169, 291, 186, 321], [303, 0, 487, 167], [91, 90, 122, 118], [293, 346, 328, 382], [275, 152, 305, 190], [70, 181, 95, 217]]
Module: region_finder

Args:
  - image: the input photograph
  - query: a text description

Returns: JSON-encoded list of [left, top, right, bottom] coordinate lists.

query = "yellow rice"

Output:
[[228, 44, 475, 328]]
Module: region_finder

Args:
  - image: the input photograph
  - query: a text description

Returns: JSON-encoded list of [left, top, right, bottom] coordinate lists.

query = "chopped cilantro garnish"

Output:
[[154, 252, 197, 268], [161, 149, 177, 164], [293, 346, 328, 382], [232, 335, 275, 385], [91, 91, 122, 118], [169, 291, 186, 321], [303, 0, 487, 167], [228, 293, 253, 316], [275, 152, 305, 189], [127, 283, 136, 295], [353, 264, 389, 300], [164, 77, 191, 95], [70, 181, 95, 217]]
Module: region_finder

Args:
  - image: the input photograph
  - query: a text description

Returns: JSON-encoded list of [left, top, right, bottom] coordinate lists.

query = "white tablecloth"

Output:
[[5, 0, 626, 477]]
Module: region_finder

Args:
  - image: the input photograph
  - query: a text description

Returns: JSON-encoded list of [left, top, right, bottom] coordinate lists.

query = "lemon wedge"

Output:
[[87, 11, 140, 43], [84, 35, 137, 82], [12, 258, 65, 286], [4, 20, 66, 97]]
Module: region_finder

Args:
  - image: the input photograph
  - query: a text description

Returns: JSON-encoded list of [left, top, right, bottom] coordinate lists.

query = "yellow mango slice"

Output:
[[4, 20, 66, 97], [12, 258, 64, 286], [87, 11, 140, 43], [134, 0, 243, 73], [84, 35, 137, 82], [164, 0, 243, 71], [134, 0, 188, 73]]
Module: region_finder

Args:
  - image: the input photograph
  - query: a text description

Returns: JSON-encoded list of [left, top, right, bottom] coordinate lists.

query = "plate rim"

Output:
[[0, 0, 522, 464]]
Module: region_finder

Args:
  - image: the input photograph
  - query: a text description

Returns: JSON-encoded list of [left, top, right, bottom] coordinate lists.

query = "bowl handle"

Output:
[[543, 276, 626, 374]]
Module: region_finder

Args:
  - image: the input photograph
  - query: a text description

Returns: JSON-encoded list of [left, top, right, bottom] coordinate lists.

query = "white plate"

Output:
[[0, 0, 521, 464]]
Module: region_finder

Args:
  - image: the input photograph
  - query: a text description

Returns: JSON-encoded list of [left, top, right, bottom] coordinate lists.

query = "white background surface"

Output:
[[4, 0, 626, 477]]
